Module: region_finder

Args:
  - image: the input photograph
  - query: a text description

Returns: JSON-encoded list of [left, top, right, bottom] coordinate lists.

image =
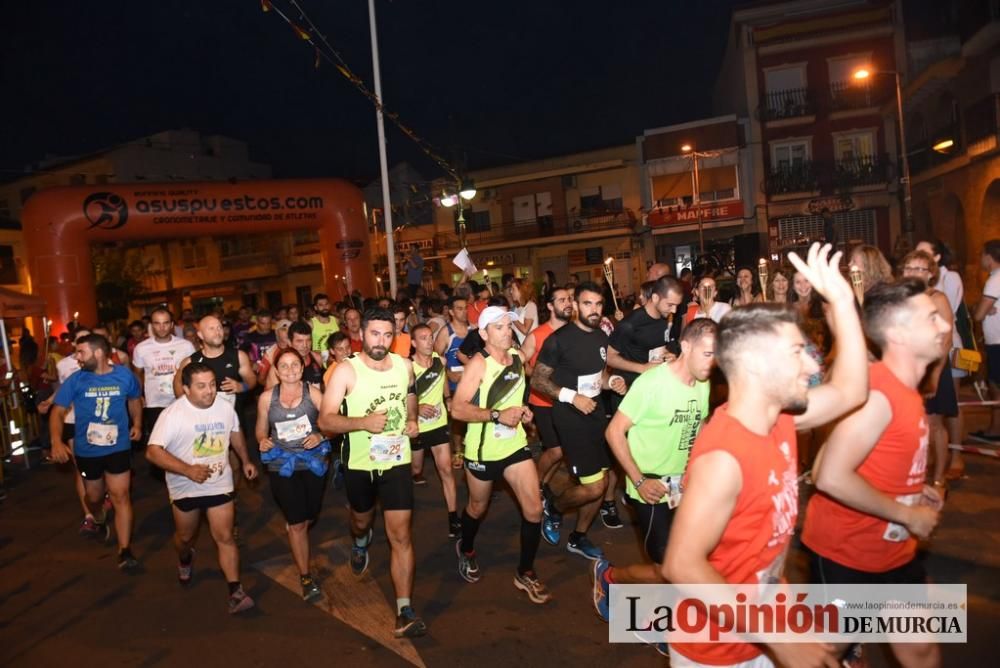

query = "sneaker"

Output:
[[412, 473, 427, 486], [301, 575, 322, 602], [541, 496, 562, 546], [513, 570, 552, 604], [592, 558, 611, 621], [79, 516, 98, 537], [227, 586, 255, 614], [567, 534, 604, 561], [177, 549, 195, 585], [117, 550, 139, 572], [600, 501, 623, 529], [394, 605, 427, 638], [456, 539, 480, 583], [350, 528, 373, 577], [448, 517, 462, 539]]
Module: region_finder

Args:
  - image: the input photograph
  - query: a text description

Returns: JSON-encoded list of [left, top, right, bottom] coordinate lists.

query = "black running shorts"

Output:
[[76, 449, 131, 480], [464, 445, 533, 482], [530, 404, 560, 451], [172, 492, 235, 513], [343, 462, 414, 513], [412, 425, 450, 451], [268, 470, 327, 525], [552, 404, 609, 483]]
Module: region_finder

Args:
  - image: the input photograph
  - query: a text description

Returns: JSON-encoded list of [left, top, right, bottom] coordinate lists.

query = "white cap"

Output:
[[477, 306, 520, 329]]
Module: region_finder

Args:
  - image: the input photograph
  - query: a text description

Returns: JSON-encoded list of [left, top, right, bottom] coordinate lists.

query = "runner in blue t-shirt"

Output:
[[51, 333, 143, 571]]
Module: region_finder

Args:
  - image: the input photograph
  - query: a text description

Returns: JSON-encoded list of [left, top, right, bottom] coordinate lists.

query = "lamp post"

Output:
[[853, 67, 912, 244], [440, 179, 477, 250], [681, 143, 721, 256]]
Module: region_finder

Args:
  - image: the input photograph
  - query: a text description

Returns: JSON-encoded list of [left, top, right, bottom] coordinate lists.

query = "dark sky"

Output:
[[0, 0, 939, 183]]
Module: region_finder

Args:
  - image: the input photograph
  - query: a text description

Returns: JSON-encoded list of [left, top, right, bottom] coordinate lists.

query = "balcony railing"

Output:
[[766, 161, 819, 194], [759, 87, 814, 121], [434, 210, 637, 250], [766, 155, 890, 195], [829, 79, 889, 111], [833, 154, 890, 188]]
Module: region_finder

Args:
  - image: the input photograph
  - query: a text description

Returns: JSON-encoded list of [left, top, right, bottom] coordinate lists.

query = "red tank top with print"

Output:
[[803, 362, 929, 572], [671, 406, 799, 666], [528, 323, 555, 408]]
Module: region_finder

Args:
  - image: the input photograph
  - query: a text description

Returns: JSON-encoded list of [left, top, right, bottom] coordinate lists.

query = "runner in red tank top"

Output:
[[520, 288, 574, 497], [804, 279, 949, 668], [663, 244, 869, 668]]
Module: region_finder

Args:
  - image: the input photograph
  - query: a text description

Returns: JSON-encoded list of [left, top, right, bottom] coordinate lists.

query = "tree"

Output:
[[91, 246, 160, 323]]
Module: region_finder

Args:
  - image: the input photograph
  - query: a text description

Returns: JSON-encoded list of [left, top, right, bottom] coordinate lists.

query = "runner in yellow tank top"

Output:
[[451, 306, 551, 605], [319, 307, 426, 639]]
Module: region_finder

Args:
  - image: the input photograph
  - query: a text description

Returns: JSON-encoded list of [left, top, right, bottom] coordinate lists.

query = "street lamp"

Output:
[[440, 178, 477, 249], [853, 66, 913, 244], [680, 143, 717, 255]]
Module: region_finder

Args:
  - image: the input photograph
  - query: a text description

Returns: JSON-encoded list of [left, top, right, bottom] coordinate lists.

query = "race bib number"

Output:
[[418, 402, 443, 425], [449, 366, 464, 374], [201, 454, 227, 483], [648, 346, 667, 363], [86, 422, 118, 447], [493, 422, 517, 440], [883, 493, 922, 542], [370, 434, 408, 463], [275, 414, 312, 442], [577, 371, 602, 398]]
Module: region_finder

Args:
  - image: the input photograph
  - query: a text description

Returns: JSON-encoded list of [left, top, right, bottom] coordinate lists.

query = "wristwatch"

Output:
[[490, 409, 501, 424]]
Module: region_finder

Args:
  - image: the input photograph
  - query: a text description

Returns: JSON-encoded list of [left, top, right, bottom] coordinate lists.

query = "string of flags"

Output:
[[260, 0, 459, 180]]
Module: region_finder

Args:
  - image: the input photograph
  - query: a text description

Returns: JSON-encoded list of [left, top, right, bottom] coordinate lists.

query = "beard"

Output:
[[82, 358, 98, 372], [316, 309, 330, 317], [553, 308, 573, 322], [583, 312, 601, 328], [366, 345, 388, 361]]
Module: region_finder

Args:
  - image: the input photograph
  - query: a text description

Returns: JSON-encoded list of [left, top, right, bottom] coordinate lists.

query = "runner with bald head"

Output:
[[646, 263, 672, 282], [173, 315, 256, 404]]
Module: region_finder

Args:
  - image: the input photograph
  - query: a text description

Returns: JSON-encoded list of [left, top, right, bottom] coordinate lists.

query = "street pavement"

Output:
[[1, 427, 997, 667]]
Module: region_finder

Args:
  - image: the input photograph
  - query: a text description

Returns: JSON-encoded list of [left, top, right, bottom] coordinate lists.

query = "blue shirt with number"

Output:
[[54, 364, 141, 457]]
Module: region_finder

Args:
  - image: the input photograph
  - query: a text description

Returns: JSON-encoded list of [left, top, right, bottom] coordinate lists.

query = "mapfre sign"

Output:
[[648, 201, 744, 227]]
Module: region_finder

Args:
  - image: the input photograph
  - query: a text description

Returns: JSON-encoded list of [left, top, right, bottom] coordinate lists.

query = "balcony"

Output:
[[759, 87, 814, 122], [829, 79, 890, 112], [833, 154, 890, 189], [765, 161, 819, 195], [434, 210, 637, 250]]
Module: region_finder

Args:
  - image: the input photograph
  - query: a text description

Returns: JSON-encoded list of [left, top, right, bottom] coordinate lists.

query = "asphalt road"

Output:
[[1, 427, 997, 667]]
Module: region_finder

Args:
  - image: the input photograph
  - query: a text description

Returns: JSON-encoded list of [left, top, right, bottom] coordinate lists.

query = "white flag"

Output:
[[452, 248, 477, 276]]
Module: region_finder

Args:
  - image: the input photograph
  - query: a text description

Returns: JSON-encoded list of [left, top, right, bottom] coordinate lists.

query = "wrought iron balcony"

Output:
[[759, 87, 814, 122], [434, 210, 637, 250], [765, 161, 819, 195], [832, 154, 890, 188], [829, 79, 889, 111]]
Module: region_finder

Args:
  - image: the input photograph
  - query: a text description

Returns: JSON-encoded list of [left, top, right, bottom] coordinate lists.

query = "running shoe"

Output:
[[412, 473, 427, 486], [600, 501, 623, 529], [177, 549, 195, 585], [301, 575, 322, 602], [117, 549, 139, 572], [592, 558, 611, 621], [79, 516, 98, 537], [448, 517, 462, 539], [541, 495, 562, 546], [566, 534, 604, 561], [350, 528, 373, 577], [394, 606, 427, 638], [513, 570, 552, 604], [227, 586, 255, 614], [456, 539, 480, 583]]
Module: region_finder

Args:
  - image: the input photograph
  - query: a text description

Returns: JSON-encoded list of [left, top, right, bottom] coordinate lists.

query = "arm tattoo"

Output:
[[530, 361, 562, 401]]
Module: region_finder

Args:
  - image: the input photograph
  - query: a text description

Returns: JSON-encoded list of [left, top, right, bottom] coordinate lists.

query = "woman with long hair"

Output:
[[508, 278, 539, 345], [849, 244, 893, 294], [255, 348, 328, 603], [730, 266, 760, 306], [767, 268, 791, 303]]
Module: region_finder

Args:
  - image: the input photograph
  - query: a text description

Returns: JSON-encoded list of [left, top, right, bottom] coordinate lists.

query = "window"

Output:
[[778, 209, 877, 246], [764, 65, 806, 94], [181, 243, 208, 269], [580, 184, 623, 214], [292, 230, 319, 245], [772, 140, 810, 169], [834, 131, 875, 161], [456, 208, 490, 233], [828, 54, 870, 88], [219, 236, 269, 257]]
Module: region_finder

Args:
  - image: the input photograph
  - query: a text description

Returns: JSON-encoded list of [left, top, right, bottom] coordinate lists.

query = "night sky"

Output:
[[1, 1, 945, 183]]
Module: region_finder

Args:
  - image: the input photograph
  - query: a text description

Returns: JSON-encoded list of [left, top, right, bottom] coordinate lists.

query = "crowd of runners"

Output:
[[33, 234, 996, 666]]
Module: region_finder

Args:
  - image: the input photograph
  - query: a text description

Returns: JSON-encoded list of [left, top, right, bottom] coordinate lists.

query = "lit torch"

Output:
[[603, 257, 621, 315], [850, 264, 864, 305], [483, 269, 493, 295], [757, 258, 768, 302]]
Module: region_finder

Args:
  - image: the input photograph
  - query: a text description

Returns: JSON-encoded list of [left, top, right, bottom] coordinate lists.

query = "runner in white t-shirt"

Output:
[[132, 307, 195, 475], [146, 362, 258, 615], [973, 239, 1000, 439]]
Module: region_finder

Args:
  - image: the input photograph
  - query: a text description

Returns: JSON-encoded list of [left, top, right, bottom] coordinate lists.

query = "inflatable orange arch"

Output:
[[20, 179, 374, 333]]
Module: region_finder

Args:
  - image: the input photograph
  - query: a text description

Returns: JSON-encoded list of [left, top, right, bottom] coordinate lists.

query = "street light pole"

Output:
[[368, 0, 398, 297], [893, 71, 913, 245], [692, 152, 704, 255]]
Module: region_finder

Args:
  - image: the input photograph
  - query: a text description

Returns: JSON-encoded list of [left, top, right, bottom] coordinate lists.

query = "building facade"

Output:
[[714, 0, 906, 260]]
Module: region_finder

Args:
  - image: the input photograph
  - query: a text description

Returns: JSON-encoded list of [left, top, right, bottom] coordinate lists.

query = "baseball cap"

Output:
[[275, 319, 292, 330], [477, 306, 520, 329]]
